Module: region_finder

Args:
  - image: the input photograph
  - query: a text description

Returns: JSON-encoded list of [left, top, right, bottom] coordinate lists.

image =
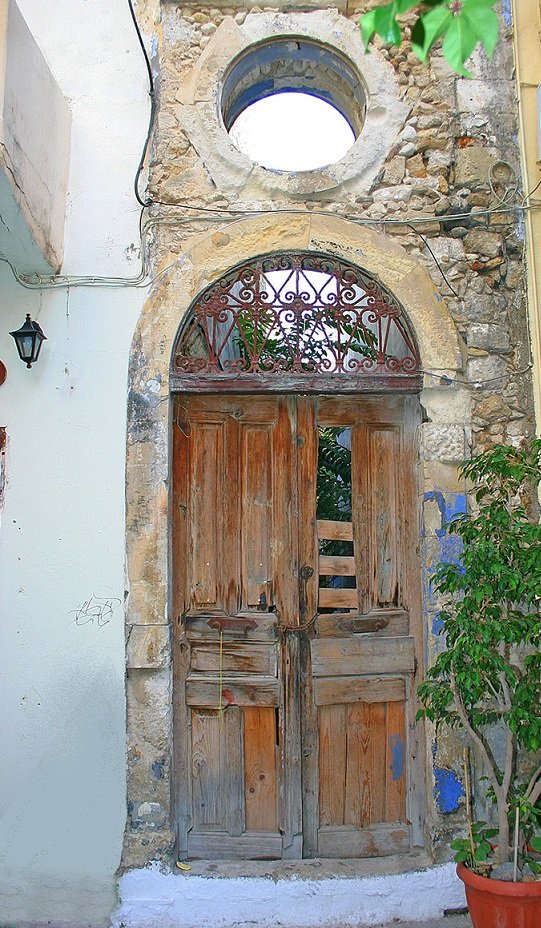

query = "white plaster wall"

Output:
[[0, 1, 149, 923], [0, 0, 71, 272], [113, 863, 466, 928]]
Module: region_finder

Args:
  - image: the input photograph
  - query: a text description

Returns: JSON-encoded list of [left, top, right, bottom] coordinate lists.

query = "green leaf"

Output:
[[463, 2, 500, 57], [442, 15, 478, 77], [530, 836, 541, 853], [374, 5, 402, 45], [411, 5, 451, 61], [360, 0, 420, 50], [360, 9, 377, 49]]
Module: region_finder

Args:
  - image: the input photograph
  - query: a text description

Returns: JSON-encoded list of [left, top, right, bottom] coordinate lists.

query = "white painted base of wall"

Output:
[[113, 862, 466, 928]]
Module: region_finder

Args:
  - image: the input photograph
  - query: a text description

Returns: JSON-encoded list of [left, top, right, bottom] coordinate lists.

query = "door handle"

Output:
[[299, 565, 314, 623]]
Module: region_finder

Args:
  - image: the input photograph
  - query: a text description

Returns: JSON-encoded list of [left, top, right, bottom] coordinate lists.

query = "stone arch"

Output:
[[122, 213, 463, 866]]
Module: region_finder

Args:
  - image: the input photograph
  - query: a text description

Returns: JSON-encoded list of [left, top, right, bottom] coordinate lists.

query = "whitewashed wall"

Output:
[[0, 1, 149, 923]]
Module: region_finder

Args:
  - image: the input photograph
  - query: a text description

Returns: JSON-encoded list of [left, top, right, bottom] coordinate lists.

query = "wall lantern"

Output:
[[9, 315, 46, 368]]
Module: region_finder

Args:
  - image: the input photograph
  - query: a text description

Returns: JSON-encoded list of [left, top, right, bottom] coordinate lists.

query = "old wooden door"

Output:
[[172, 393, 423, 860]]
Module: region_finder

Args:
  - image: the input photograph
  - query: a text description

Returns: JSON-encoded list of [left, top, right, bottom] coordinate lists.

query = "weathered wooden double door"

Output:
[[172, 393, 423, 860]]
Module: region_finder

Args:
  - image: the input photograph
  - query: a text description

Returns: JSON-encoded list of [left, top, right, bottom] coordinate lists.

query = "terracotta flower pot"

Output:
[[457, 862, 541, 928]]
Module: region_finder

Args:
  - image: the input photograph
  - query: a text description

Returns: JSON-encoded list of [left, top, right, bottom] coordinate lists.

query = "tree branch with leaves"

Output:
[[361, 1, 501, 77]]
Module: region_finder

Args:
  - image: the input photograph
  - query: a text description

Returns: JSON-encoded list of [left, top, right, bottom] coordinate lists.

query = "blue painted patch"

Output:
[[434, 766, 464, 813], [389, 733, 405, 781], [423, 491, 467, 538], [432, 613, 444, 635], [501, 0, 512, 27]]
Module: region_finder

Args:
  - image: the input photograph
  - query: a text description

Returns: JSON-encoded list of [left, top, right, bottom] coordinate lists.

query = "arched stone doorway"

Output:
[[123, 215, 463, 869], [171, 251, 423, 860]]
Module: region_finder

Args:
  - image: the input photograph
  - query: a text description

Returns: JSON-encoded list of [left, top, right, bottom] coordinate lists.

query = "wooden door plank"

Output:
[[368, 702, 387, 824], [241, 425, 273, 610], [314, 675, 406, 706], [317, 822, 410, 859], [316, 608, 409, 638], [319, 555, 356, 576], [188, 832, 283, 860], [297, 397, 319, 857], [385, 700, 407, 823], [273, 398, 302, 857], [351, 423, 370, 616], [244, 706, 278, 832], [184, 613, 277, 641], [401, 396, 426, 847], [186, 676, 280, 708], [189, 423, 223, 609], [318, 587, 358, 610], [318, 704, 346, 826], [190, 643, 277, 676], [172, 407, 192, 857], [370, 427, 400, 607], [317, 519, 353, 542], [222, 411, 240, 616], [311, 636, 415, 676], [281, 631, 303, 857], [344, 702, 370, 828], [191, 709, 222, 830], [222, 706, 246, 836]]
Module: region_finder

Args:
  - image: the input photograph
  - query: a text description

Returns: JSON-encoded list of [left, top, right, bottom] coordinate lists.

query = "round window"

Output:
[[221, 38, 366, 173]]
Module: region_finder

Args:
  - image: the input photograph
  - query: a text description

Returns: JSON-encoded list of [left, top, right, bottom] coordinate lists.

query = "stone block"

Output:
[[406, 153, 426, 177], [467, 355, 506, 384], [421, 425, 467, 463], [463, 230, 502, 258], [421, 387, 471, 424], [467, 323, 510, 353], [454, 147, 495, 187], [127, 624, 171, 669], [383, 155, 405, 185], [475, 394, 512, 423]]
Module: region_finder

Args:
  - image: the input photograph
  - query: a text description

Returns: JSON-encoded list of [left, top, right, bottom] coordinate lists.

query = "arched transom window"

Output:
[[171, 253, 421, 393]]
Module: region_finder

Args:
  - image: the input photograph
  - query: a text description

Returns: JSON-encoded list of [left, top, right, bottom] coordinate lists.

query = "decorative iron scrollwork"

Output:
[[172, 253, 420, 380]]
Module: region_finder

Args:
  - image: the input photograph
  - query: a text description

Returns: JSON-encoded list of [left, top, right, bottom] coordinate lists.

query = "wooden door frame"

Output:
[[170, 388, 426, 860]]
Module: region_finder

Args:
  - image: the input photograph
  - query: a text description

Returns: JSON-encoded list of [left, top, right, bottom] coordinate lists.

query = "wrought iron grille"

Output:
[[172, 254, 420, 383]]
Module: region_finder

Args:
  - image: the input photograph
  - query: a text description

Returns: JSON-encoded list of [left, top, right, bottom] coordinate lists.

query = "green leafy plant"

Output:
[[360, 0, 501, 78], [417, 440, 541, 873], [451, 821, 498, 868]]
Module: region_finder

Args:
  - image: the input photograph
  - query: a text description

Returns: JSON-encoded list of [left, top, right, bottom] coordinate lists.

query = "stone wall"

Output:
[[122, 0, 536, 869]]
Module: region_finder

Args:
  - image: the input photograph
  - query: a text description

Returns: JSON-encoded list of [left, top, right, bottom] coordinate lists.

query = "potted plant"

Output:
[[417, 440, 541, 928]]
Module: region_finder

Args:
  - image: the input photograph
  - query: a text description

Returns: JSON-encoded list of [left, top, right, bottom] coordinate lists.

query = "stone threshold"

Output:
[[173, 850, 433, 880]]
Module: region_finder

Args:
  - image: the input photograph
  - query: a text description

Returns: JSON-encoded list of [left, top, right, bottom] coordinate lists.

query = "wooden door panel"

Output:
[[316, 608, 410, 638], [368, 426, 400, 608], [319, 704, 347, 826], [189, 642, 277, 676], [191, 706, 244, 833], [317, 697, 409, 857], [314, 675, 406, 706], [311, 636, 415, 676], [186, 675, 280, 708], [306, 396, 421, 860], [240, 424, 274, 611], [244, 707, 279, 832], [189, 422, 224, 610], [174, 396, 297, 859], [184, 614, 277, 641], [317, 824, 410, 858]]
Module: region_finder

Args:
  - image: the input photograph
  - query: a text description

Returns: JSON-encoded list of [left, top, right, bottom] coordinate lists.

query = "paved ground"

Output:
[[375, 917, 471, 928]]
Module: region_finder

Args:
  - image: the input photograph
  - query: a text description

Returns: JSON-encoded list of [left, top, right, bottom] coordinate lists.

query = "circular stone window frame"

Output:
[[220, 35, 366, 170], [174, 9, 411, 197]]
